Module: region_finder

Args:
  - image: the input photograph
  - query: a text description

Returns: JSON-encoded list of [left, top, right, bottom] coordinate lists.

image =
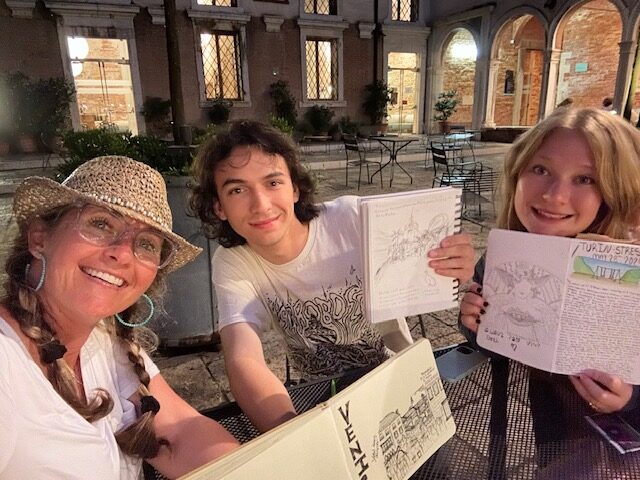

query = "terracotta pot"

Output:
[[18, 135, 37, 154], [0, 141, 10, 157], [439, 121, 450, 135], [375, 122, 388, 135]]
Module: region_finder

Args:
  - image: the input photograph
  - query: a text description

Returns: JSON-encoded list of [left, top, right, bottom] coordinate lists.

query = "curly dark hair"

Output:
[[189, 120, 320, 247]]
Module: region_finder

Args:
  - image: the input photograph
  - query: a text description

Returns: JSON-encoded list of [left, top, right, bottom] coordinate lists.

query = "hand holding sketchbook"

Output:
[[477, 229, 640, 384], [359, 187, 462, 324], [181, 339, 455, 480]]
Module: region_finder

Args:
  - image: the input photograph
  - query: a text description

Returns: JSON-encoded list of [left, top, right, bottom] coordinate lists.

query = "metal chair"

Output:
[[343, 134, 384, 189], [430, 142, 481, 188]]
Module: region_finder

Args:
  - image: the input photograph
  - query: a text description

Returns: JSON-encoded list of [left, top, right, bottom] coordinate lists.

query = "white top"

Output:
[[0, 315, 159, 480], [212, 196, 390, 378]]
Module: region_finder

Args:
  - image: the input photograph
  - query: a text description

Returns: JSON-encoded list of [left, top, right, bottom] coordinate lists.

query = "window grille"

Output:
[[201, 32, 243, 100], [197, 0, 236, 6], [304, 0, 337, 15], [305, 39, 337, 100], [391, 0, 417, 22]]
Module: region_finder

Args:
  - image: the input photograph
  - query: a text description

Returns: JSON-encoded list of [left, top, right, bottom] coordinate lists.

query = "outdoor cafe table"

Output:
[[145, 345, 640, 480], [369, 135, 419, 187]]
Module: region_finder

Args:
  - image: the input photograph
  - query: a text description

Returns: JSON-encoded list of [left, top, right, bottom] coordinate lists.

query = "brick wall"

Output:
[[442, 29, 475, 125], [555, 0, 621, 108]]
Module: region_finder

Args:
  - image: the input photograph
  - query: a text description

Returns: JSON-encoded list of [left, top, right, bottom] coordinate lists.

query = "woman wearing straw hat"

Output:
[[0, 156, 238, 479]]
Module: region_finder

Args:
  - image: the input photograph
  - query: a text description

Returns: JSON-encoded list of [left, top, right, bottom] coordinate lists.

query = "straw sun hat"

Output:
[[13, 156, 201, 273]]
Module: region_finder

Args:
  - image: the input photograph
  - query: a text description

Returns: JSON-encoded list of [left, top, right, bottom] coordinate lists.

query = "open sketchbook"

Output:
[[478, 229, 640, 384], [181, 339, 455, 480], [359, 187, 462, 324]]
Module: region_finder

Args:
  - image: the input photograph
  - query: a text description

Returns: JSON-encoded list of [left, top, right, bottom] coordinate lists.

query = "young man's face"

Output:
[[213, 146, 308, 264]]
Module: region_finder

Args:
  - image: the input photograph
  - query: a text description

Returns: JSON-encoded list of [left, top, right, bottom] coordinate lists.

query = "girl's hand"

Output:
[[459, 283, 486, 333], [569, 369, 633, 413], [428, 233, 475, 283]]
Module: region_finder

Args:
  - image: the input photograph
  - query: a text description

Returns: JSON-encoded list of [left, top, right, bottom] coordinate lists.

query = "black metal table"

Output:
[[369, 135, 419, 187], [146, 347, 640, 480]]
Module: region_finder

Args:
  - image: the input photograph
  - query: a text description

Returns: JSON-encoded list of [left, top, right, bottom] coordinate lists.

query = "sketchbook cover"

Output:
[[181, 339, 455, 480], [359, 187, 462, 324], [478, 229, 640, 384]]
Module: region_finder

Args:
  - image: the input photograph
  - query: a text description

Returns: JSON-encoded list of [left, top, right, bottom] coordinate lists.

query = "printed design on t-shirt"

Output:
[[266, 274, 388, 378]]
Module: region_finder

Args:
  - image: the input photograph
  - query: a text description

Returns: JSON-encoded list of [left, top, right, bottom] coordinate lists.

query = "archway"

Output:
[[440, 29, 477, 127], [491, 15, 545, 126], [552, 0, 622, 109]]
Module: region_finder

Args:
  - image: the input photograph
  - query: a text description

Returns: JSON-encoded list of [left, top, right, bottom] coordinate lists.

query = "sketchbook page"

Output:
[[551, 238, 640, 383], [327, 338, 456, 480], [477, 229, 567, 371], [478, 230, 640, 383], [181, 407, 350, 480], [360, 187, 461, 324]]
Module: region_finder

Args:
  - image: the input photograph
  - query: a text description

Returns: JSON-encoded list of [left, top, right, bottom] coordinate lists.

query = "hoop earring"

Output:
[[24, 254, 46, 292], [115, 294, 154, 328]]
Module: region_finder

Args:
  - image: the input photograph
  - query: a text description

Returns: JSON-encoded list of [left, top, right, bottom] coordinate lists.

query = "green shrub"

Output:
[[269, 80, 297, 127], [57, 128, 173, 180], [208, 98, 232, 125], [303, 105, 334, 135], [337, 116, 359, 136], [362, 80, 391, 125], [270, 115, 294, 135]]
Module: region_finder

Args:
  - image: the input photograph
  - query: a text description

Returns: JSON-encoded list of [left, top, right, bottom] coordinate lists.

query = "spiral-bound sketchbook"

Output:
[[359, 187, 462, 324]]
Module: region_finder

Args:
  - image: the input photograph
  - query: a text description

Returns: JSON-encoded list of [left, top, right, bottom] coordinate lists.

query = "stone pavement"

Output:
[[0, 141, 510, 412]]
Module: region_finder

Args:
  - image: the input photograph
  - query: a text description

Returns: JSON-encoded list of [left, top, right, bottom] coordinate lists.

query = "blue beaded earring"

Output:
[[115, 294, 155, 328], [24, 253, 46, 292]]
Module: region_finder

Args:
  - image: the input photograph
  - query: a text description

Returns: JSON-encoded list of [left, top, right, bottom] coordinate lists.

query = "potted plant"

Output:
[[433, 90, 460, 134], [269, 80, 297, 128], [362, 80, 392, 134], [208, 97, 233, 125], [303, 104, 334, 136]]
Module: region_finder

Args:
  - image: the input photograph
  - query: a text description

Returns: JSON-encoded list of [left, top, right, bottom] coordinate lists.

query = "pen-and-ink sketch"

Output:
[[573, 256, 640, 285], [484, 261, 563, 346], [373, 366, 450, 480], [374, 212, 452, 283]]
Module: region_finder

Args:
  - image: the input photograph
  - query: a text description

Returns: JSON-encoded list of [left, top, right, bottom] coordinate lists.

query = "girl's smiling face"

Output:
[[514, 128, 603, 237]]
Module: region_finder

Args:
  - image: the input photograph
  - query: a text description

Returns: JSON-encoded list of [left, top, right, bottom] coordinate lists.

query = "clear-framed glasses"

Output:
[[74, 204, 176, 269]]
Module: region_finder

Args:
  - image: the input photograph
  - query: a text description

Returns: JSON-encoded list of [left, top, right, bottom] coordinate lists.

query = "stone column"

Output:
[[484, 59, 501, 128], [540, 48, 561, 119], [614, 40, 637, 114]]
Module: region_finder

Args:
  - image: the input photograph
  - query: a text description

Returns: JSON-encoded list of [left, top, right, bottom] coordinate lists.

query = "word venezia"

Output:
[[338, 401, 370, 479]]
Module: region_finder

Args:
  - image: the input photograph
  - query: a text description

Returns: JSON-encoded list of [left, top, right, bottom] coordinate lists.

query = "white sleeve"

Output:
[[0, 337, 17, 472], [211, 246, 272, 332], [113, 339, 160, 399]]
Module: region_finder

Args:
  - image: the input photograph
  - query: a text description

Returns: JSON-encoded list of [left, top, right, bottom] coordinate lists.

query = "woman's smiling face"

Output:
[[514, 128, 603, 237]]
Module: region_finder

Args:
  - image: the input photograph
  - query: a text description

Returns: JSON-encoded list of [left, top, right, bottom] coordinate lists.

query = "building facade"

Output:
[[2, 0, 640, 136]]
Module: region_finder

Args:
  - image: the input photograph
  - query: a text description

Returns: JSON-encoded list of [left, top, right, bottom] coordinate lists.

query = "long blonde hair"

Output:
[[499, 107, 640, 238], [2, 205, 168, 459]]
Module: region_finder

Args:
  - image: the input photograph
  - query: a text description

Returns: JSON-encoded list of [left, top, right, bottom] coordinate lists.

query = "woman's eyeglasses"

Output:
[[74, 204, 176, 269]]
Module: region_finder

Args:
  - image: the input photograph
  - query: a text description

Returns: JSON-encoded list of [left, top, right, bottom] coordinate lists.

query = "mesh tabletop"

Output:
[[145, 349, 640, 480]]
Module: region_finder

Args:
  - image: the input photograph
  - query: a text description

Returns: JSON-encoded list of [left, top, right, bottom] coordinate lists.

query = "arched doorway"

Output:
[[552, 0, 622, 109], [491, 15, 545, 126], [440, 29, 477, 128]]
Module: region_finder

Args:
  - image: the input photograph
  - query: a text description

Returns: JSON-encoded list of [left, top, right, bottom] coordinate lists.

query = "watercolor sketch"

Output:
[[573, 256, 640, 285]]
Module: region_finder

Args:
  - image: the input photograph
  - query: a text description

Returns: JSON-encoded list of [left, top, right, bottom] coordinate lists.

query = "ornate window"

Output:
[[305, 39, 337, 100], [391, 0, 418, 22], [200, 32, 243, 100], [304, 0, 337, 15]]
